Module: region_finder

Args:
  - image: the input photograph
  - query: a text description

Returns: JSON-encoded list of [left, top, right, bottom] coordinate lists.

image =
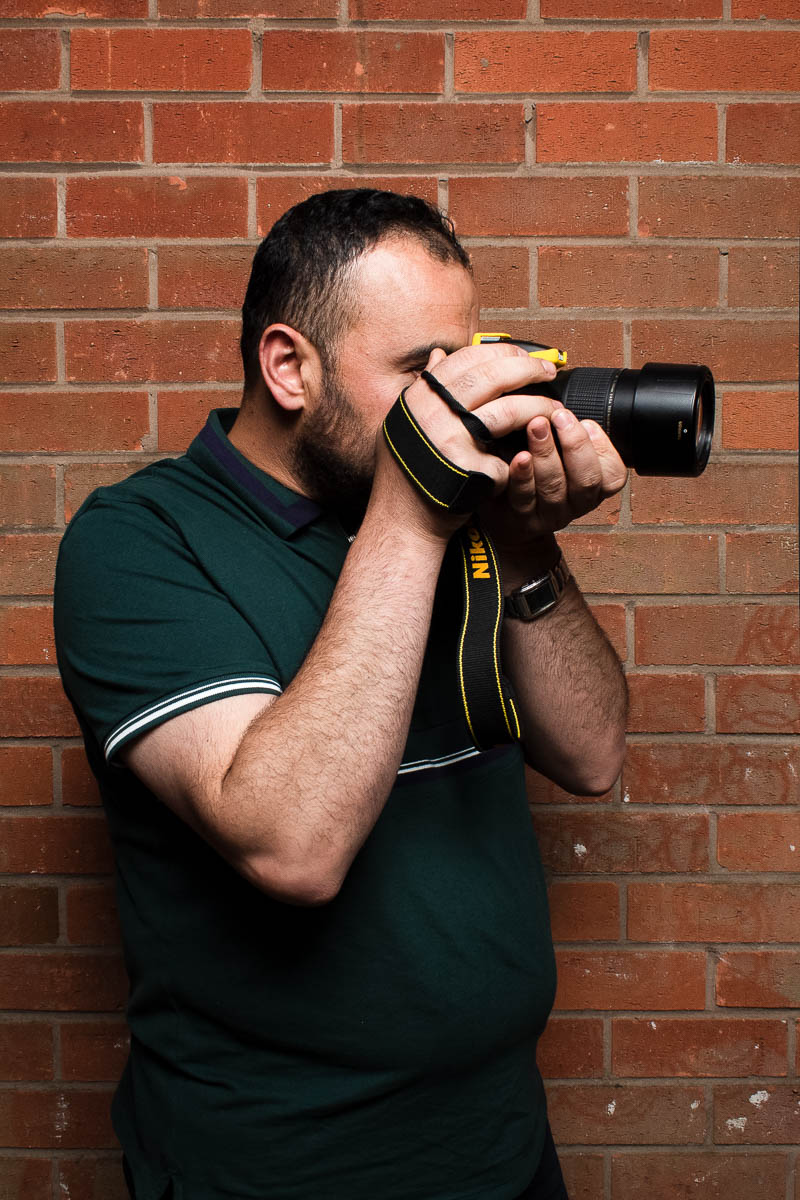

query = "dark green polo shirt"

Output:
[[54, 410, 557, 1200]]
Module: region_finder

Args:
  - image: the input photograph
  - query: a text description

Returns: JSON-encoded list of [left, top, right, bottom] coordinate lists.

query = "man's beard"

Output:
[[290, 369, 375, 532]]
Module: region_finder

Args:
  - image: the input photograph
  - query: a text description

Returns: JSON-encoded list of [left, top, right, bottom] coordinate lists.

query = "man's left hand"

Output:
[[483, 404, 628, 548]]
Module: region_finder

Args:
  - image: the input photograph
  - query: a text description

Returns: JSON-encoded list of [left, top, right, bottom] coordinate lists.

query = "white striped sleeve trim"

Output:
[[104, 675, 283, 762], [397, 746, 482, 776]]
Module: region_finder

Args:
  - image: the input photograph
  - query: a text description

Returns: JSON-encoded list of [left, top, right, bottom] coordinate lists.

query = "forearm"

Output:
[[499, 537, 628, 795], [217, 498, 447, 902]]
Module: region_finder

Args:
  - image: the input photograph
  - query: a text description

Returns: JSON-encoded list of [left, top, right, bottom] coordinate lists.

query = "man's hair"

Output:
[[240, 188, 471, 391]]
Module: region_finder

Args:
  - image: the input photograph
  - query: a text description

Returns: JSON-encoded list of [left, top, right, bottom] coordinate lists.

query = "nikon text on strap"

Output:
[[382, 387, 521, 752]]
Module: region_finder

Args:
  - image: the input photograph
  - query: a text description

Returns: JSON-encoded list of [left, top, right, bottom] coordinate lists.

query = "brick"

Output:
[[0, 464, 57, 529], [65, 319, 240, 384], [539, 246, 718, 309], [64, 463, 147, 522], [66, 882, 121, 946], [0, 1087, 115, 1149], [60, 1019, 128, 1082], [497, 318, 624, 366], [612, 1151, 787, 1199], [549, 1083, 705, 1144], [635, 603, 799, 666], [61, 748, 101, 808], [0, 102, 143, 164], [58, 1157, 129, 1200], [622, 742, 800, 805], [158, 245, 254, 311], [630, 464, 798, 527], [718, 813, 800, 873], [722, 390, 798, 451], [0, 885, 59, 945], [257, 175, 439, 234], [449, 176, 628, 237], [628, 881, 800, 943], [262, 32, 443, 93], [0, 952, 127, 1011], [559, 1154, 604, 1200], [353, 0, 525, 14], [0, 677, 78, 737], [466, 245, 529, 310], [589, 603, 626, 659], [726, 533, 799, 595], [71, 28, 251, 92], [717, 674, 800, 734], [612, 1017, 788, 1078], [715, 1084, 800, 1144], [534, 811, 708, 875], [568, 491, 622, 529], [454, 33, 636, 93], [733, 0, 797, 13], [0, 815, 112, 875], [0, 247, 148, 311], [633, 318, 798, 383], [537, 103, 716, 163], [154, 102, 333, 165], [554, 950, 706, 1011], [0, 177, 57, 238], [0, 391, 150, 454], [537, 1017, 604, 1079], [0, 604, 55, 666], [0, 535, 59, 597], [727, 247, 798, 309], [0, 747, 52, 807], [0, 1158, 51, 1200], [161, 0, 336, 12], [718, 951, 800, 1008], [157, 389, 237, 452], [638, 176, 800, 240], [342, 103, 525, 165], [1, 0, 145, 12], [650, 32, 800, 93], [543, 0, 719, 12], [728, 104, 800, 166], [548, 880, 620, 941], [0, 30, 60, 91], [0, 323, 56, 383], [625, 674, 706, 733], [0, 1021, 53, 1080], [67, 175, 248, 239], [558, 532, 718, 595]]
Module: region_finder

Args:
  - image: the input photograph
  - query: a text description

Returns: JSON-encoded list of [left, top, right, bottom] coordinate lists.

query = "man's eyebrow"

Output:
[[396, 342, 462, 365]]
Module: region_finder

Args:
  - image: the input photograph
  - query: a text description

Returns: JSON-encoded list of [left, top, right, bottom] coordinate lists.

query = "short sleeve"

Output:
[[54, 496, 283, 763]]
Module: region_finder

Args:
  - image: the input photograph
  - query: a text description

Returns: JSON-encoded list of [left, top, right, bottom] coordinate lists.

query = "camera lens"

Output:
[[520, 362, 715, 477]]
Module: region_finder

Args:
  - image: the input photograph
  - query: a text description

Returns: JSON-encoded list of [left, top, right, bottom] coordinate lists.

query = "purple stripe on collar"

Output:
[[199, 421, 320, 529]]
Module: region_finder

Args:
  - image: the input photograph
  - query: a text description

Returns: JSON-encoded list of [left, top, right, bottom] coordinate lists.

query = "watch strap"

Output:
[[504, 553, 571, 621]]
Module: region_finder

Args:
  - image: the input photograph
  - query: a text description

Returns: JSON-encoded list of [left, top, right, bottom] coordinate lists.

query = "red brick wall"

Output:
[[1, 4, 798, 1197]]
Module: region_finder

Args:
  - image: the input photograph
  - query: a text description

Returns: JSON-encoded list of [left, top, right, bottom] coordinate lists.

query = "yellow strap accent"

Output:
[[484, 532, 520, 741], [382, 422, 451, 510], [457, 543, 478, 746], [397, 393, 469, 479]]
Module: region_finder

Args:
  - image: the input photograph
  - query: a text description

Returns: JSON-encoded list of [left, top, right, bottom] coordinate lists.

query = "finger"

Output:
[[504, 448, 537, 515], [427, 343, 558, 414], [468, 392, 558, 440], [550, 409, 604, 507], [582, 420, 628, 496], [527, 414, 569, 511]]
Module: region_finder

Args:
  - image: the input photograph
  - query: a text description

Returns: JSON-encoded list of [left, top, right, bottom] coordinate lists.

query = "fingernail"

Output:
[[531, 417, 550, 440], [584, 420, 604, 443], [552, 409, 574, 431]]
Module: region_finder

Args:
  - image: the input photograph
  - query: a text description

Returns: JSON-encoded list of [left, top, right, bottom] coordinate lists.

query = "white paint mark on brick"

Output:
[[749, 1090, 770, 1108], [726, 1116, 747, 1132]]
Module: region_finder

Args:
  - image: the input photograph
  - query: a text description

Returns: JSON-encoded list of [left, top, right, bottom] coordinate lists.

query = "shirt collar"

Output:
[[187, 409, 322, 537]]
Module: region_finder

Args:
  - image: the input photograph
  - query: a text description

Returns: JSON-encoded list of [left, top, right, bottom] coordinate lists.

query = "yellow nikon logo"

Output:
[[467, 526, 491, 580]]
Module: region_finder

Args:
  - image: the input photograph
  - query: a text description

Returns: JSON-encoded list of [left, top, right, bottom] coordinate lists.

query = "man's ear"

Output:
[[257, 324, 322, 414]]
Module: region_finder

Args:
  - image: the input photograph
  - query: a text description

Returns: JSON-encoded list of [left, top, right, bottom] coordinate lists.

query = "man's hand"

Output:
[[374, 341, 566, 542], [484, 407, 628, 550]]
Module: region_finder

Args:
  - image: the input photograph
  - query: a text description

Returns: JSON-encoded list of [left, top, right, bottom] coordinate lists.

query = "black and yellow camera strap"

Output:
[[382, 382, 521, 751]]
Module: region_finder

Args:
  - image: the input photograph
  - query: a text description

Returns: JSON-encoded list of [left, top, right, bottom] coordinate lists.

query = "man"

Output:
[[55, 189, 628, 1200]]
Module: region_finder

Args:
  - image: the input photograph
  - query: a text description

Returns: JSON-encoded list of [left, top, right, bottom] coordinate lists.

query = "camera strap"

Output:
[[382, 389, 521, 751]]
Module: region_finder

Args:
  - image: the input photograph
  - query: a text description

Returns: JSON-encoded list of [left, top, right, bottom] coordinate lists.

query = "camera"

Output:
[[476, 334, 715, 478]]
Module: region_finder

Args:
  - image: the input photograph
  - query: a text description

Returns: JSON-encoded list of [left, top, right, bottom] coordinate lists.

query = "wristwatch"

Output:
[[504, 554, 572, 621]]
